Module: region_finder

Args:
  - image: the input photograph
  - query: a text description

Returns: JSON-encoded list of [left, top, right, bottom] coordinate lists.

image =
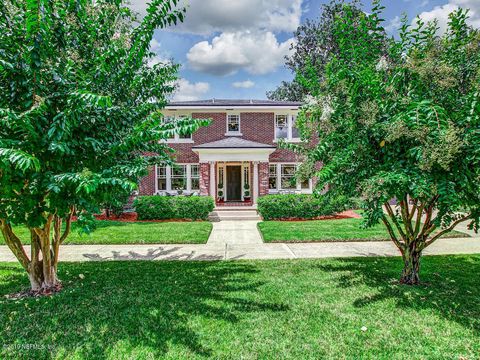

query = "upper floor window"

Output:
[[275, 115, 300, 141], [163, 115, 193, 143], [226, 114, 241, 135]]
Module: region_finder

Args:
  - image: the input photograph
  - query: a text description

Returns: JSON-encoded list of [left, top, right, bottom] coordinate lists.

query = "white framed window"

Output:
[[268, 163, 312, 193], [171, 164, 187, 190], [163, 115, 193, 143], [155, 164, 200, 193], [275, 114, 300, 141], [226, 114, 241, 135]]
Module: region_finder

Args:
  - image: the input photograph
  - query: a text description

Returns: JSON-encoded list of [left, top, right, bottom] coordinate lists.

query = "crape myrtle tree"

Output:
[[295, 1, 480, 284], [0, 0, 209, 293], [267, 0, 365, 101]]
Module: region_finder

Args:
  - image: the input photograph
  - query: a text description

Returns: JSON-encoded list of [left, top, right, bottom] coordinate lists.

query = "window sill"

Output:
[[166, 139, 194, 144], [273, 138, 303, 143], [225, 133, 243, 137]]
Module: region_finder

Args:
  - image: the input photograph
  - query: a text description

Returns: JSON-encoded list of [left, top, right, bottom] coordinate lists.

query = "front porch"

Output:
[[194, 138, 275, 205]]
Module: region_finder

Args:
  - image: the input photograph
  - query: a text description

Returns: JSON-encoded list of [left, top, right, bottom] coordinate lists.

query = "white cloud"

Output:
[[385, 16, 402, 33], [129, 0, 303, 35], [187, 31, 294, 76], [232, 80, 255, 89], [147, 39, 171, 67], [172, 79, 210, 101], [417, 0, 480, 33]]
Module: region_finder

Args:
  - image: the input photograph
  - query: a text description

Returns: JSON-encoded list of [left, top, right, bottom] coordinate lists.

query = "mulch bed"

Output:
[[270, 210, 362, 222]]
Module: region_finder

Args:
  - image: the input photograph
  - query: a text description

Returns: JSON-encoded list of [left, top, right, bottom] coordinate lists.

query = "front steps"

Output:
[[209, 207, 261, 221]]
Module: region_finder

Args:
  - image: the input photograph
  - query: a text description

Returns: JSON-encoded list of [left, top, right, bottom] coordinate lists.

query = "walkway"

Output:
[[0, 230, 479, 262]]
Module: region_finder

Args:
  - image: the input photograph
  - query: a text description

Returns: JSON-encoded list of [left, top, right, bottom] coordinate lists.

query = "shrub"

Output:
[[257, 194, 349, 220], [134, 196, 215, 221]]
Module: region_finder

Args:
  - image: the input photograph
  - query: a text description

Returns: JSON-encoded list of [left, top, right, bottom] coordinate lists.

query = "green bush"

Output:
[[257, 194, 349, 220], [134, 196, 215, 221]]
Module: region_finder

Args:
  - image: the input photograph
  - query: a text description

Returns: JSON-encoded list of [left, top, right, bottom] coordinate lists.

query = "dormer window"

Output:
[[275, 114, 300, 141], [226, 114, 241, 135]]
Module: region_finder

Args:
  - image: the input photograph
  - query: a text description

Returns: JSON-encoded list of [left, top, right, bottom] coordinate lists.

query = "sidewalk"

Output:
[[0, 220, 479, 262]]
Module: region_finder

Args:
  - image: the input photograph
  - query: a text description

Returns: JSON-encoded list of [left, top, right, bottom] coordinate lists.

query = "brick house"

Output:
[[138, 99, 312, 205]]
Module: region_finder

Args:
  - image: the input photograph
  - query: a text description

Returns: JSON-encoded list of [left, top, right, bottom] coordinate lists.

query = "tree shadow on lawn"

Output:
[[0, 261, 289, 359], [315, 255, 480, 332]]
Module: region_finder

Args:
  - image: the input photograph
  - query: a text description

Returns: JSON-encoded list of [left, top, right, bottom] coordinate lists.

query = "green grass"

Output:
[[0, 221, 212, 245], [1, 256, 479, 359], [258, 217, 469, 242]]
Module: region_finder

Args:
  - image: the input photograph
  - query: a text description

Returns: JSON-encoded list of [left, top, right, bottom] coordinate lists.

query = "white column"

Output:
[[253, 161, 259, 204], [209, 161, 215, 197]]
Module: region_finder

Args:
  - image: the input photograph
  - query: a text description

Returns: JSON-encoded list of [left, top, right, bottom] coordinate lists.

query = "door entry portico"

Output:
[[226, 166, 242, 201]]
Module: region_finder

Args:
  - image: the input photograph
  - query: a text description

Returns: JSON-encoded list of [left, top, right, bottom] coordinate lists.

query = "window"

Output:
[[157, 166, 167, 191], [275, 114, 300, 141], [268, 165, 277, 190], [171, 165, 187, 190], [191, 164, 200, 190], [163, 115, 193, 142], [291, 116, 300, 139], [275, 115, 288, 139], [268, 163, 312, 193], [163, 116, 175, 139], [281, 164, 297, 190], [156, 164, 200, 193], [227, 115, 240, 134]]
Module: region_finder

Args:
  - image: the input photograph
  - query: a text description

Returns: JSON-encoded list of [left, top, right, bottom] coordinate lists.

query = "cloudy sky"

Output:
[[130, 0, 480, 101]]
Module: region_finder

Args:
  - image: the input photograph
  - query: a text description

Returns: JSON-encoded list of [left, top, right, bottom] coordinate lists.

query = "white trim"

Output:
[[226, 114, 241, 136], [209, 162, 215, 197], [253, 162, 259, 204], [166, 105, 300, 110], [274, 113, 301, 142], [194, 148, 274, 162], [267, 162, 313, 194], [155, 164, 200, 193]]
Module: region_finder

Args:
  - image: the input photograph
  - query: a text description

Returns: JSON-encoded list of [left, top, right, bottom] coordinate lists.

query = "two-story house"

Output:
[[138, 99, 312, 205]]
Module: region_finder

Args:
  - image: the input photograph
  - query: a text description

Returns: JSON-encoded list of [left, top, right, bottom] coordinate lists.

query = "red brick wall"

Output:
[[199, 162, 210, 196], [138, 166, 156, 195], [138, 112, 316, 195], [258, 162, 269, 196]]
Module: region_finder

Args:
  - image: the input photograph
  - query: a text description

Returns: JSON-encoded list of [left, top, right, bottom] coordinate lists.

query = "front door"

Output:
[[226, 166, 242, 201]]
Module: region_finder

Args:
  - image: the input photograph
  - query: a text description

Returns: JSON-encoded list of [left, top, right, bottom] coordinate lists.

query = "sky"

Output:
[[129, 0, 480, 101]]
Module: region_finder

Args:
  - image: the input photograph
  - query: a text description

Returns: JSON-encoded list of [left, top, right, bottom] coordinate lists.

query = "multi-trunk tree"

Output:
[[295, 1, 480, 284], [0, 0, 208, 293]]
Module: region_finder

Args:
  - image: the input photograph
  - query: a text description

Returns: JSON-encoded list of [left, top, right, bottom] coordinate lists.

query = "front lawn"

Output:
[[0, 221, 212, 245], [258, 217, 470, 242], [1, 256, 479, 359]]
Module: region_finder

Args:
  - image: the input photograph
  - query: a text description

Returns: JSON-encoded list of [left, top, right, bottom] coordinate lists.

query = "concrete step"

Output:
[[209, 209, 261, 221], [213, 206, 257, 211]]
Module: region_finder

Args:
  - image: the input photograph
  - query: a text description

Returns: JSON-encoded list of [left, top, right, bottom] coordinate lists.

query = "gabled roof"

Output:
[[193, 137, 275, 149], [167, 99, 302, 108]]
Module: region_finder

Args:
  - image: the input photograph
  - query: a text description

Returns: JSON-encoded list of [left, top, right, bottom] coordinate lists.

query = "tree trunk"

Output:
[[400, 246, 422, 285]]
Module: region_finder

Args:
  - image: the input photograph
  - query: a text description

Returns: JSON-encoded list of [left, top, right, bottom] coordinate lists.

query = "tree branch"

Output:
[[423, 214, 472, 248], [382, 215, 403, 250], [384, 202, 408, 241], [0, 219, 30, 271]]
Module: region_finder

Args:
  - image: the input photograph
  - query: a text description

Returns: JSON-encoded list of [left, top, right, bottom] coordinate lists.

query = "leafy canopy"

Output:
[[296, 2, 480, 246], [0, 0, 208, 228]]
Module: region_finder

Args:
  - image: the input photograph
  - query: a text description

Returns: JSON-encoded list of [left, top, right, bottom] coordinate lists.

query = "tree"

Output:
[[267, 0, 365, 101], [295, 1, 480, 284], [0, 0, 208, 293]]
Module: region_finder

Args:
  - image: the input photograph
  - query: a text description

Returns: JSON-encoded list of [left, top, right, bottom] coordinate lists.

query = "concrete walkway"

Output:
[[0, 220, 479, 262]]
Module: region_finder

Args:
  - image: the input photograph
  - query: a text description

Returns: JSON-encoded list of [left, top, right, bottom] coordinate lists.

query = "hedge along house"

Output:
[[138, 99, 314, 206]]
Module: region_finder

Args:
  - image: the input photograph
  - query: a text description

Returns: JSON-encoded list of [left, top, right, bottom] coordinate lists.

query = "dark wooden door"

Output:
[[227, 166, 242, 201]]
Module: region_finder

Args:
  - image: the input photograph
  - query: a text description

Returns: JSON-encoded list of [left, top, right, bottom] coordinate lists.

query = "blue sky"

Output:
[[131, 0, 480, 101]]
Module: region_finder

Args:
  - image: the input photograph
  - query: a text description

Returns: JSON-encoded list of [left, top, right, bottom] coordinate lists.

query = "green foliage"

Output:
[[257, 194, 349, 220], [0, 0, 209, 227], [295, 1, 480, 282], [267, 0, 366, 101], [134, 196, 215, 221]]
